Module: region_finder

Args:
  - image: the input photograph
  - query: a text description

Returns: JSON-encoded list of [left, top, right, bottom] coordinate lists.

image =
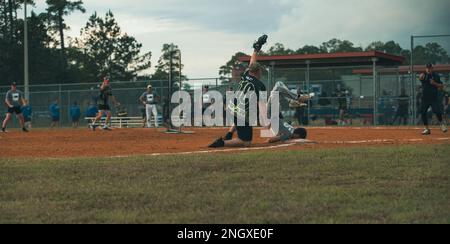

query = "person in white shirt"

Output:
[[140, 85, 160, 128]]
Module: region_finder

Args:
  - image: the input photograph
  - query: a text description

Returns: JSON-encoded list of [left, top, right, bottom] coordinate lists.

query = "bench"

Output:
[[85, 116, 163, 128]]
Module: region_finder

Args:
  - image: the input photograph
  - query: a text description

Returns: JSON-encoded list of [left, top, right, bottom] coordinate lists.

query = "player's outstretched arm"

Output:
[[430, 76, 444, 89], [5, 98, 13, 108], [419, 73, 426, 82], [267, 135, 282, 144], [139, 95, 146, 105]]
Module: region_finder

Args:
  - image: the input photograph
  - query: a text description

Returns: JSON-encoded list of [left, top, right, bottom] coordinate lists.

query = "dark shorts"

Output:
[[7, 106, 22, 115], [72, 117, 80, 123], [52, 117, 60, 122], [98, 105, 110, 111], [24, 117, 31, 123], [421, 100, 442, 115], [236, 126, 253, 142]]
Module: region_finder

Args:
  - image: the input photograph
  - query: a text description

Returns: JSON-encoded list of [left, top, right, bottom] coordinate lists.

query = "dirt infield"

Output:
[[0, 127, 449, 158]]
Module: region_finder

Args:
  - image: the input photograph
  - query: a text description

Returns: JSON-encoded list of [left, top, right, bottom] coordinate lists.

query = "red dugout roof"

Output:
[[353, 64, 450, 75]]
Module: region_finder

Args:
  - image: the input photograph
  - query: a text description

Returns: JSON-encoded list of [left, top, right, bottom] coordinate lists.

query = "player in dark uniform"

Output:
[[90, 77, 119, 131], [2, 82, 29, 133], [419, 64, 447, 135], [334, 87, 348, 126], [266, 81, 310, 143], [444, 91, 450, 123], [209, 35, 268, 148], [391, 89, 409, 125]]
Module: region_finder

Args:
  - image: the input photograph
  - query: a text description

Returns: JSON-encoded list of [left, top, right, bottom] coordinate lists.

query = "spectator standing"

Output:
[[70, 102, 81, 128], [49, 99, 60, 128]]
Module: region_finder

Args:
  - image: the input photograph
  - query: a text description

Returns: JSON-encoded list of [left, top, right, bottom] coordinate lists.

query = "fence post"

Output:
[[59, 84, 62, 127], [68, 91, 71, 126], [306, 60, 311, 125], [372, 58, 378, 126], [410, 36, 415, 125]]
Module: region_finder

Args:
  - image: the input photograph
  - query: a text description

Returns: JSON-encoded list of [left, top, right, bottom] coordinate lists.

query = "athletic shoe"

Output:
[[89, 124, 97, 131], [1, 128, 7, 133], [22, 127, 29, 133], [441, 124, 448, 133], [209, 138, 225, 148], [253, 34, 268, 52], [422, 129, 431, 135], [223, 132, 233, 141], [102, 126, 112, 131]]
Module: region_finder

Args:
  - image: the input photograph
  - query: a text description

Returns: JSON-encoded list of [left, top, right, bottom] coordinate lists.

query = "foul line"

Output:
[[320, 137, 450, 144], [110, 143, 297, 158], [109, 138, 449, 159]]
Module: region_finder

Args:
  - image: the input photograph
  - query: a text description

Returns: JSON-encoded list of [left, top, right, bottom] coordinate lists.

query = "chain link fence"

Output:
[[1, 67, 448, 128]]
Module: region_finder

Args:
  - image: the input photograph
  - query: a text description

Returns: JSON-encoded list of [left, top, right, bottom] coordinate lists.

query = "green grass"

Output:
[[0, 144, 449, 224]]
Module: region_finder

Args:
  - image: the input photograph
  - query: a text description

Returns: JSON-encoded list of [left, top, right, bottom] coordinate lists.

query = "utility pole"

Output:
[[24, 2, 29, 100], [167, 44, 174, 129]]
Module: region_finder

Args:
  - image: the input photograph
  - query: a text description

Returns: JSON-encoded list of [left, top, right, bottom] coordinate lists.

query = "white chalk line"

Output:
[[165, 127, 434, 131], [108, 138, 449, 159], [320, 138, 450, 144], [110, 143, 296, 159]]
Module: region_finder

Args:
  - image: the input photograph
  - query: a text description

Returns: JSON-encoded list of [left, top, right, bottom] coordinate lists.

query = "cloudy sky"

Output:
[[31, 0, 450, 78]]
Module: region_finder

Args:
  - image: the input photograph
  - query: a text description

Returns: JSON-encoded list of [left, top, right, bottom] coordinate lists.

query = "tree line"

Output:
[[0, 0, 180, 86]]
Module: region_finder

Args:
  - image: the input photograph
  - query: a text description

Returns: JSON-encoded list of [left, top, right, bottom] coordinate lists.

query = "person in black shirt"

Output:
[[444, 91, 450, 122], [333, 86, 348, 126], [90, 77, 119, 131], [419, 64, 447, 135], [391, 89, 409, 125], [209, 35, 268, 148]]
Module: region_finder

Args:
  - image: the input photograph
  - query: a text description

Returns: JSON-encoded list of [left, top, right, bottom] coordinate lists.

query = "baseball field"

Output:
[[0, 127, 449, 223]]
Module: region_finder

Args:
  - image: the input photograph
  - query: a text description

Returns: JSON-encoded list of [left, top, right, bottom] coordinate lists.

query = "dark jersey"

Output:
[[421, 72, 442, 102], [334, 91, 347, 109], [238, 70, 266, 97], [398, 95, 409, 108], [98, 86, 112, 106], [228, 70, 266, 125]]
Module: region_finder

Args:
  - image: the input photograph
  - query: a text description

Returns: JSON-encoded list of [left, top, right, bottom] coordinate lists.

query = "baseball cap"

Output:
[[147, 85, 153, 89], [11, 82, 17, 86], [294, 128, 308, 139], [426, 63, 433, 68]]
